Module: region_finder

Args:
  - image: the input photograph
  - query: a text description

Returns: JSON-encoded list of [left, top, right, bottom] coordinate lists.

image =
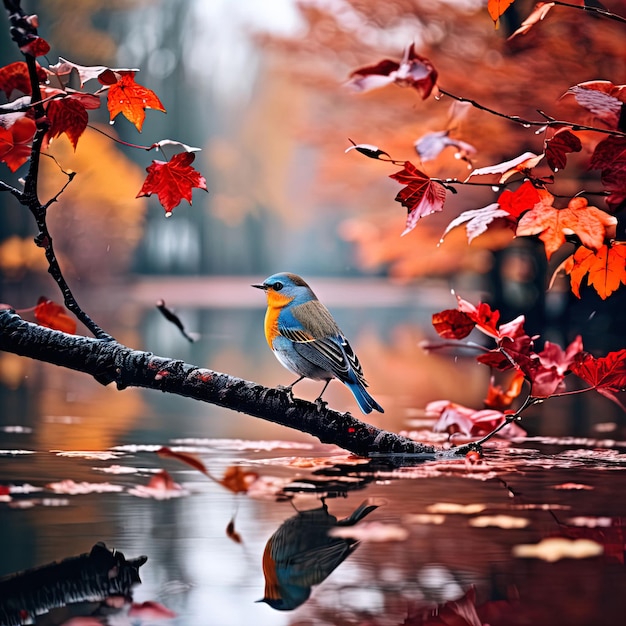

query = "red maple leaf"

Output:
[[570, 349, 626, 408], [590, 136, 626, 212], [107, 72, 166, 132], [0, 61, 46, 97], [137, 152, 208, 214], [34, 297, 77, 334], [526, 336, 584, 397], [0, 116, 36, 172], [456, 297, 501, 339], [389, 161, 447, 235], [497, 180, 542, 218], [45, 92, 101, 150], [347, 43, 438, 99], [544, 128, 582, 172], [19, 36, 50, 58], [432, 309, 476, 340]]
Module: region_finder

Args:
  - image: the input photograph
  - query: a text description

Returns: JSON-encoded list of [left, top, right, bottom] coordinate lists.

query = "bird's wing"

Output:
[[278, 301, 368, 385], [282, 540, 356, 587]]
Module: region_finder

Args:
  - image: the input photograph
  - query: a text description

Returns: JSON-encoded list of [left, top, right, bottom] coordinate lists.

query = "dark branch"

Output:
[[2, 0, 113, 341], [0, 309, 460, 458], [437, 88, 626, 138]]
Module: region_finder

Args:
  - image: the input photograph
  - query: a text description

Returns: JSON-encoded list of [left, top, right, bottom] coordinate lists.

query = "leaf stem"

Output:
[[86, 124, 156, 151]]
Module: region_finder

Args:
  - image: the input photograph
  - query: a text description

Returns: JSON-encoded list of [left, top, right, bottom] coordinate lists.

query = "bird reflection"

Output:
[[258, 499, 379, 610]]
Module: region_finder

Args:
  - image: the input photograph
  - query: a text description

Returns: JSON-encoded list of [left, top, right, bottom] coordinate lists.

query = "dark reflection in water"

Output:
[[258, 499, 379, 610], [0, 543, 146, 626]]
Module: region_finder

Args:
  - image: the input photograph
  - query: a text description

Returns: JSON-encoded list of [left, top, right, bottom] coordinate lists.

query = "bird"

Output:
[[258, 499, 379, 610], [252, 272, 383, 414]]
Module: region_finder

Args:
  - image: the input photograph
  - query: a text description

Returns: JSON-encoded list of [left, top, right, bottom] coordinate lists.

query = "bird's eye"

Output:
[[272, 282, 283, 291]]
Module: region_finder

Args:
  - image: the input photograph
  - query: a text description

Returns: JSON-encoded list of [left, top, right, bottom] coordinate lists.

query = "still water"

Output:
[[1, 279, 626, 625]]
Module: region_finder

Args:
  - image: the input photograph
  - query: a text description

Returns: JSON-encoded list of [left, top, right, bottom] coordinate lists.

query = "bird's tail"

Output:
[[347, 381, 384, 414], [339, 498, 384, 526]]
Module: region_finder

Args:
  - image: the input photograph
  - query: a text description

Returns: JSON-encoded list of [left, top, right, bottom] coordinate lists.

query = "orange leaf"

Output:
[[488, 0, 514, 26], [34, 297, 77, 334], [219, 466, 259, 494], [516, 195, 617, 260], [107, 72, 165, 132], [565, 244, 626, 300], [484, 371, 526, 410], [137, 152, 208, 215]]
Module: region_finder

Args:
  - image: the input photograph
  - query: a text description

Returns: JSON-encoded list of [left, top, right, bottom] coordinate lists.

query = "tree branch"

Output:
[[553, 1, 626, 24], [2, 0, 113, 341], [0, 309, 457, 458], [437, 88, 626, 138]]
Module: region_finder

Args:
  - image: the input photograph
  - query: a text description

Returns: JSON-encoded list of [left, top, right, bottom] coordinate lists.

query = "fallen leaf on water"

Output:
[[426, 502, 487, 515], [127, 470, 188, 500], [46, 479, 123, 495], [469, 515, 530, 529], [329, 522, 409, 542], [512, 537, 603, 561]]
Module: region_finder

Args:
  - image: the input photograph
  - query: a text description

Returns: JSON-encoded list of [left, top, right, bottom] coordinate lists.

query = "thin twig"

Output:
[[437, 88, 626, 138], [553, 0, 626, 24]]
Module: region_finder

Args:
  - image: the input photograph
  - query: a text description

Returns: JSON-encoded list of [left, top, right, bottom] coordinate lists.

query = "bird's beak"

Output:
[[251, 283, 267, 290]]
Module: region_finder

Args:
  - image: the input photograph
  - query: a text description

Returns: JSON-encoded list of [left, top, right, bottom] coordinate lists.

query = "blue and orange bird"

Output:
[[252, 272, 383, 414], [258, 499, 379, 610]]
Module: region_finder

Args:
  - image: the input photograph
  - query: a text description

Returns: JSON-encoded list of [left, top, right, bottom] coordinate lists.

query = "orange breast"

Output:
[[264, 291, 294, 347]]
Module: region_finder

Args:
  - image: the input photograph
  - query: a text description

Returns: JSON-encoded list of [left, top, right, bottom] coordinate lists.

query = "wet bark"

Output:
[[0, 309, 456, 458]]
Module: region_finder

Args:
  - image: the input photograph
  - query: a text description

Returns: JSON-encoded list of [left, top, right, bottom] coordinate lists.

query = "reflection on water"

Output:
[[1, 289, 626, 624], [0, 543, 147, 626], [2, 435, 626, 625], [259, 499, 379, 610]]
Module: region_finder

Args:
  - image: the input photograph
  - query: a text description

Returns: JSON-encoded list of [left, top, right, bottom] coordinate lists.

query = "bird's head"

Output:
[[252, 272, 315, 305]]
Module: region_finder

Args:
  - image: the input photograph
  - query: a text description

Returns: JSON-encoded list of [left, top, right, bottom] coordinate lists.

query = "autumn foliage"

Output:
[[0, 55, 206, 214], [348, 62, 625, 298]]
